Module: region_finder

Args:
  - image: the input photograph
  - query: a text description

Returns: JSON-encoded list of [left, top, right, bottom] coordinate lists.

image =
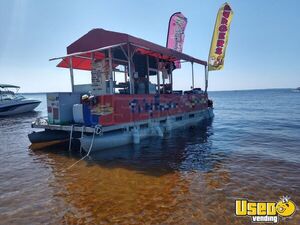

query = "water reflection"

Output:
[[1, 91, 300, 224], [28, 117, 300, 224], [27, 120, 238, 224], [88, 119, 223, 175], [34, 119, 224, 176]]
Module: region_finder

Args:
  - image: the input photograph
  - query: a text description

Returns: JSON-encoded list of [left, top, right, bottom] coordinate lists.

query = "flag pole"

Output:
[[205, 65, 208, 93], [206, 3, 233, 93]]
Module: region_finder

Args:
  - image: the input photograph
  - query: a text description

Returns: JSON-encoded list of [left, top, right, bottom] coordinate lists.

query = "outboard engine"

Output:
[[208, 99, 213, 108]]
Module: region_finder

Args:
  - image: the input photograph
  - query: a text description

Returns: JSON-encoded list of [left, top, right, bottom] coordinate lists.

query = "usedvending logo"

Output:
[[235, 196, 296, 223]]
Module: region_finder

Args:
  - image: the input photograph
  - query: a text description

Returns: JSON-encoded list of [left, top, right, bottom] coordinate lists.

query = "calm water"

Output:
[[0, 89, 299, 225]]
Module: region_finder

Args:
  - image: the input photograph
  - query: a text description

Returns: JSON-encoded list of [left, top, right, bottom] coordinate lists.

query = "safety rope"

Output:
[[66, 125, 101, 170]]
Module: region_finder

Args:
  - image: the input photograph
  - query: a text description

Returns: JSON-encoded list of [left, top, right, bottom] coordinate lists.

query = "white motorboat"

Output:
[[0, 84, 41, 116]]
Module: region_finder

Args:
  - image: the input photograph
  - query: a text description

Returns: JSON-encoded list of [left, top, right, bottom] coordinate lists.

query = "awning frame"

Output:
[[49, 28, 208, 94]]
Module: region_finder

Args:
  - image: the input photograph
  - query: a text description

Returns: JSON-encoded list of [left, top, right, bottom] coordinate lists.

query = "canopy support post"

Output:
[[205, 65, 208, 93], [162, 69, 165, 94], [127, 44, 134, 94], [170, 63, 173, 92], [146, 55, 150, 94], [191, 62, 194, 89], [108, 48, 113, 94], [69, 57, 74, 92], [156, 59, 160, 94]]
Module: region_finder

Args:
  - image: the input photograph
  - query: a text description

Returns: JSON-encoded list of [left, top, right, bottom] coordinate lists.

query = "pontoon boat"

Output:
[[28, 29, 214, 152]]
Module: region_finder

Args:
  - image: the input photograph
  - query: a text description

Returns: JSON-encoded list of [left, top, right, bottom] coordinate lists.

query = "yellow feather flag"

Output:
[[208, 3, 233, 71]]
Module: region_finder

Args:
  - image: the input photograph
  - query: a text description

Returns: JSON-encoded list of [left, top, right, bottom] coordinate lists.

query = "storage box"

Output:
[[47, 92, 81, 124]]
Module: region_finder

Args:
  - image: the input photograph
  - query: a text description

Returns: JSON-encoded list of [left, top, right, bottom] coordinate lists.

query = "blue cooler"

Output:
[[83, 104, 99, 126], [83, 104, 92, 126], [91, 114, 99, 125]]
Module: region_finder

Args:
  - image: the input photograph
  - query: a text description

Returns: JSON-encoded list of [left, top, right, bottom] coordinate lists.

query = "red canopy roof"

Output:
[[57, 28, 207, 70], [57, 51, 105, 71]]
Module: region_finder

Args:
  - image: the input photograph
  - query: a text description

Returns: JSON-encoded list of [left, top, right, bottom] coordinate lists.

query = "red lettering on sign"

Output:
[[215, 48, 223, 55], [218, 32, 226, 39], [219, 25, 228, 32], [217, 40, 225, 47], [224, 4, 231, 11], [223, 11, 230, 18], [213, 4, 231, 58], [221, 17, 228, 25]]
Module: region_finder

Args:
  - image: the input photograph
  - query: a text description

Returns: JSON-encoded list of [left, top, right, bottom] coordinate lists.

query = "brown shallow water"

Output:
[[0, 90, 300, 224]]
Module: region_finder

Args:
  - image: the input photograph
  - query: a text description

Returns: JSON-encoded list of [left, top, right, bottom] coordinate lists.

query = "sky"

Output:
[[0, 0, 299, 92]]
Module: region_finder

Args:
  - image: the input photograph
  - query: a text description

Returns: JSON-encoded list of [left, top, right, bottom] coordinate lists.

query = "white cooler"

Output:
[[73, 104, 84, 124]]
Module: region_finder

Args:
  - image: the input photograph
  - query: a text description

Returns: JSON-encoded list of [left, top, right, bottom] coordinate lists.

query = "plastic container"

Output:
[[73, 104, 84, 124], [82, 104, 99, 126]]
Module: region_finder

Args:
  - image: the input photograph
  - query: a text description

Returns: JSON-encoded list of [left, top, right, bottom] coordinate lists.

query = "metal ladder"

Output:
[[68, 125, 85, 152]]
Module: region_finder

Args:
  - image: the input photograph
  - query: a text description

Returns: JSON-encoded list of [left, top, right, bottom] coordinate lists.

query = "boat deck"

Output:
[[32, 108, 213, 135]]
